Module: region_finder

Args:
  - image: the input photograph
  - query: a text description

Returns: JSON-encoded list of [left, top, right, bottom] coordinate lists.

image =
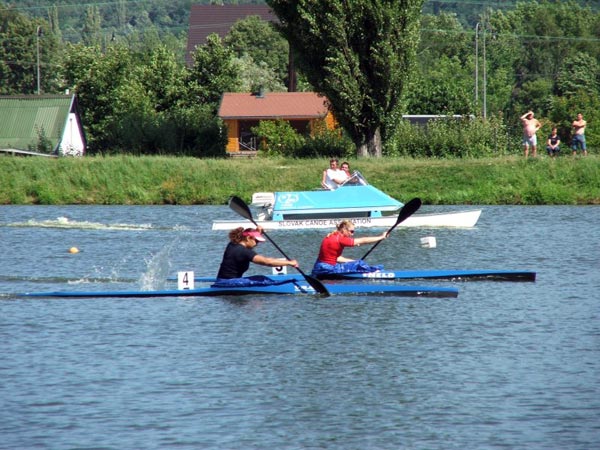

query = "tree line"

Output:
[[1, 0, 599, 157]]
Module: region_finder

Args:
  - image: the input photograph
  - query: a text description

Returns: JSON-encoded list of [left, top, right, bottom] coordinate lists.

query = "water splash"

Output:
[[138, 241, 177, 290]]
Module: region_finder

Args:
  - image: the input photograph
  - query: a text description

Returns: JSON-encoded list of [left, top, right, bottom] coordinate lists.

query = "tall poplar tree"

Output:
[[82, 5, 102, 46], [267, 0, 423, 157]]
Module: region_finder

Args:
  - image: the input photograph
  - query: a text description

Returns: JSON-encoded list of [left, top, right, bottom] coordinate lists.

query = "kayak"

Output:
[[20, 282, 458, 299], [182, 269, 536, 283], [317, 269, 536, 282]]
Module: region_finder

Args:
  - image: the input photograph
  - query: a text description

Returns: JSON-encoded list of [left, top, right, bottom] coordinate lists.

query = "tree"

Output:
[[0, 7, 61, 95], [406, 13, 474, 115], [81, 5, 102, 46], [487, 1, 600, 140], [234, 54, 287, 93], [405, 55, 474, 114], [224, 15, 289, 84], [48, 5, 62, 41], [556, 52, 600, 97], [420, 12, 471, 64], [60, 41, 227, 156], [267, 0, 424, 157], [187, 34, 241, 108], [61, 43, 137, 152]]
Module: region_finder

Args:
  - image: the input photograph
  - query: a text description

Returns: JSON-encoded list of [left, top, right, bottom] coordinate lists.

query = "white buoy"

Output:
[[420, 236, 437, 248], [68, 247, 79, 254]]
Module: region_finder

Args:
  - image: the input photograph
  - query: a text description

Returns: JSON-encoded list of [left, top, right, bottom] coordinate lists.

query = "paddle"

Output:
[[360, 197, 422, 261], [228, 196, 331, 297]]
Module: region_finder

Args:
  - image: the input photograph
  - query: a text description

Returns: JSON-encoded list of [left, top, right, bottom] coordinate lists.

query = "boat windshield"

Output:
[[340, 170, 368, 186]]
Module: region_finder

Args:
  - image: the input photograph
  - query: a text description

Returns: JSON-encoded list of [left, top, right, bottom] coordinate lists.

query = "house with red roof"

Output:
[[218, 91, 337, 154]]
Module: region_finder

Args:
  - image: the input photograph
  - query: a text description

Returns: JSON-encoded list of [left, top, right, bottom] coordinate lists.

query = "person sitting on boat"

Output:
[[341, 161, 352, 178], [214, 227, 298, 287], [339, 161, 368, 186], [312, 220, 387, 276], [321, 158, 348, 190]]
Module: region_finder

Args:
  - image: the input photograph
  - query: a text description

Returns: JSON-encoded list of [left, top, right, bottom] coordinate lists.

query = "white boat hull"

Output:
[[212, 209, 481, 231]]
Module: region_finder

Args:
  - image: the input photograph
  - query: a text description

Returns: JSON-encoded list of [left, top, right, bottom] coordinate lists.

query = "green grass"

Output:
[[1, 154, 599, 205]]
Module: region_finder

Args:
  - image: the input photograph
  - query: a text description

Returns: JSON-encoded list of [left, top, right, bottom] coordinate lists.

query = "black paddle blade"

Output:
[[228, 196, 255, 224], [360, 197, 422, 261], [301, 273, 330, 297], [227, 195, 331, 297], [392, 197, 422, 233]]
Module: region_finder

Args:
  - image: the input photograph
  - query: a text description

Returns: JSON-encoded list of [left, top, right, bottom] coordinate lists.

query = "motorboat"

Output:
[[212, 173, 481, 230]]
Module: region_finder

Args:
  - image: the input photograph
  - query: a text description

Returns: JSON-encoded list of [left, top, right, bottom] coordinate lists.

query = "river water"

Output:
[[1, 205, 599, 449]]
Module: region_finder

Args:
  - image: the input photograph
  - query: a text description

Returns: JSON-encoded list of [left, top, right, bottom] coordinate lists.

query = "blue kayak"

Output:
[[185, 269, 536, 283], [316, 269, 536, 282], [20, 282, 458, 299]]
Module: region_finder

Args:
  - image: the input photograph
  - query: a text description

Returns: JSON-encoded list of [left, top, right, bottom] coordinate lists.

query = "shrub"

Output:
[[385, 115, 510, 157], [298, 128, 355, 158], [251, 120, 305, 156]]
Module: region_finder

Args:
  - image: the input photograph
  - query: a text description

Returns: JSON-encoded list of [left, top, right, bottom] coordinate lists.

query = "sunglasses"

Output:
[[347, 229, 355, 234]]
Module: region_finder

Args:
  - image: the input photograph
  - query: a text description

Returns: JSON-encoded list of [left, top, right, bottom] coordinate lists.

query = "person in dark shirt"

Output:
[[216, 227, 298, 280], [546, 127, 561, 157]]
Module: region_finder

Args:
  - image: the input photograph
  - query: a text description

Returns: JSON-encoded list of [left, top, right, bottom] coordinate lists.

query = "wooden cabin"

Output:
[[218, 92, 337, 155]]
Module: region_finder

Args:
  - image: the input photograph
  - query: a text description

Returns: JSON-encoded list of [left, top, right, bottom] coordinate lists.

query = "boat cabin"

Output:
[[251, 173, 402, 221]]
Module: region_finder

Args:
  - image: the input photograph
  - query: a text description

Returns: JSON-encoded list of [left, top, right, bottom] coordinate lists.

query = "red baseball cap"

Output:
[[243, 229, 266, 242]]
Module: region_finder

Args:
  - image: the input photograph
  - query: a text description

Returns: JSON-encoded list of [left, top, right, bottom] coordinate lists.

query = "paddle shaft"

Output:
[[360, 197, 422, 260], [228, 196, 330, 296]]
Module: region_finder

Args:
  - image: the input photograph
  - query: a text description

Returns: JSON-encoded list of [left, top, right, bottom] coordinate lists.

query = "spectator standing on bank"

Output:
[[521, 110, 542, 158], [571, 113, 587, 156]]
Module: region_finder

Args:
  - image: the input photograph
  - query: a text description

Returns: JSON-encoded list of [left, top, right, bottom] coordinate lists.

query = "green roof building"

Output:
[[0, 95, 86, 156]]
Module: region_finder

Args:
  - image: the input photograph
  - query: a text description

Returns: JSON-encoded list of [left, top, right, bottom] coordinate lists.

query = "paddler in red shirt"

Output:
[[312, 220, 388, 276]]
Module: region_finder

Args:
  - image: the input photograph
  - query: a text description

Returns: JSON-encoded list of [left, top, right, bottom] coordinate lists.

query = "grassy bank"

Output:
[[1, 155, 599, 205]]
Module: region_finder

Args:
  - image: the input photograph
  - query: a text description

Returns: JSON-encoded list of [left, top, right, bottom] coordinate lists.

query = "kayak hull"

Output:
[[318, 269, 536, 282], [20, 282, 459, 299], [212, 209, 481, 230], [188, 269, 536, 283]]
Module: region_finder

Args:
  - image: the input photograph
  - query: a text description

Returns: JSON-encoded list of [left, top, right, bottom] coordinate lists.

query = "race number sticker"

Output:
[[178, 271, 195, 290], [272, 266, 288, 275]]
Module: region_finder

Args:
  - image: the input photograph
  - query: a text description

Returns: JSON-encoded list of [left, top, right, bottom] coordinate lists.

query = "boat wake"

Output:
[[0, 274, 138, 285], [4, 217, 187, 231]]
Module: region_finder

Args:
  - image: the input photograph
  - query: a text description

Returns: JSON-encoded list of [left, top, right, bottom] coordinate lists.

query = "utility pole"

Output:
[[475, 23, 480, 108], [475, 20, 488, 119], [36, 26, 42, 95], [482, 22, 487, 120]]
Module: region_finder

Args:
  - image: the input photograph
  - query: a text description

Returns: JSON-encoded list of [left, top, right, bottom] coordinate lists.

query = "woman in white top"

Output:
[[321, 158, 348, 190]]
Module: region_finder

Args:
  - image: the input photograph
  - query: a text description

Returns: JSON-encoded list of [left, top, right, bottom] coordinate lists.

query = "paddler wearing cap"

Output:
[[215, 227, 298, 283]]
